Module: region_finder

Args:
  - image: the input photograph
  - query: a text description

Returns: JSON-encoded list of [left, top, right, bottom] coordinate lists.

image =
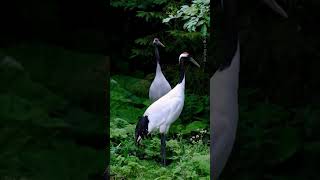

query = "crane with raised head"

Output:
[[149, 38, 172, 103], [136, 52, 200, 166]]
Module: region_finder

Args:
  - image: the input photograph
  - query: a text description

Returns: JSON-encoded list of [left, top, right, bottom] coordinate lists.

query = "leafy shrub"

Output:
[[110, 75, 210, 179], [111, 0, 209, 62]]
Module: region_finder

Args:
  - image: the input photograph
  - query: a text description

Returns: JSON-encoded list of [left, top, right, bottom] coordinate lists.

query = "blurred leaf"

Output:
[[181, 121, 207, 134], [264, 127, 301, 164]]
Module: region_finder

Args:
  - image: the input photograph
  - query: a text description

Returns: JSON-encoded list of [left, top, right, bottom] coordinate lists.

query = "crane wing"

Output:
[[144, 96, 184, 133], [149, 75, 171, 102]]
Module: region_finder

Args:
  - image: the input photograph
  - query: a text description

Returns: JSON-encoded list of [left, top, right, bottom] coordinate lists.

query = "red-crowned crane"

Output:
[[211, 0, 288, 179], [149, 38, 172, 103], [136, 52, 200, 166]]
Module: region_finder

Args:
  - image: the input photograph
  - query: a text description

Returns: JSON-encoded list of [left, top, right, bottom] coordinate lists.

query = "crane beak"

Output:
[[158, 41, 165, 47], [190, 57, 200, 68], [263, 0, 288, 18]]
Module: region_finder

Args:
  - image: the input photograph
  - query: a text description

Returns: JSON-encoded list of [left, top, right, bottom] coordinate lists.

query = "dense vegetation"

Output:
[[110, 0, 211, 178], [0, 44, 107, 179], [109, 75, 210, 179], [0, 0, 319, 179], [110, 0, 320, 179], [0, 1, 107, 179]]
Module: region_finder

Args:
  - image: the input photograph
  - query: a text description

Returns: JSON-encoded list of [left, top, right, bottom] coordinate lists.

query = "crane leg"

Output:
[[161, 133, 166, 166]]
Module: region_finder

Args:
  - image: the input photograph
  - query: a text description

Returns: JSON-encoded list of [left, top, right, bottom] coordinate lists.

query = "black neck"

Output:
[[178, 61, 185, 83], [154, 45, 160, 63]]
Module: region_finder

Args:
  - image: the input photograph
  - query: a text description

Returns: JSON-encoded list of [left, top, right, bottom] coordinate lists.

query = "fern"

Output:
[[136, 11, 165, 22]]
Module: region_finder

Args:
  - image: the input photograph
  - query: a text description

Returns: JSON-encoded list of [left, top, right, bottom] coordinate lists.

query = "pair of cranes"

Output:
[[135, 38, 200, 166], [134, 1, 288, 179]]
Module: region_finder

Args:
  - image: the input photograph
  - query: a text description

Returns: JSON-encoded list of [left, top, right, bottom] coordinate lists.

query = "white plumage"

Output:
[[145, 77, 185, 134], [136, 52, 200, 166], [149, 63, 172, 102], [149, 38, 172, 102]]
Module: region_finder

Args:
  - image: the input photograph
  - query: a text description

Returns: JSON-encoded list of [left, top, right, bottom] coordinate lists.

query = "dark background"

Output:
[[0, 0, 319, 179], [218, 0, 320, 179], [0, 0, 108, 54], [0, 0, 108, 179]]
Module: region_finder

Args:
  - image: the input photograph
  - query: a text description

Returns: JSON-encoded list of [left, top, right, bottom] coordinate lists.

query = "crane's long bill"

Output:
[[158, 41, 165, 47], [190, 57, 200, 68], [263, 0, 288, 18]]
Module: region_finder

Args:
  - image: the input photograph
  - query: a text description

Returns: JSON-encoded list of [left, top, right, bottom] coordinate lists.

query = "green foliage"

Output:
[[111, 0, 320, 178], [111, 0, 208, 62], [1, 43, 107, 112], [0, 45, 105, 179], [182, 93, 209, 121], [110, 0, 169, 24], [110, 75, 210, 179], [219, 88, 320, 180], [136, 11, 165, 22], [16, 141, 103, 180], [182, 121, 208, 134], [264, 127, 301, 164], [111, 0, 169, 10], [112, 75, 151, 99], [163, 0, 210, 37]]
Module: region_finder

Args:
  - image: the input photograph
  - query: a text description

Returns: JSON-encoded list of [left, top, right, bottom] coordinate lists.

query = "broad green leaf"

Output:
[[182, 121, 207, 134]]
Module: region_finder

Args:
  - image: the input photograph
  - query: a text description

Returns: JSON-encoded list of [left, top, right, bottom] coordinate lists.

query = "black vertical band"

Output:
[[154, 45, 160, 63], [207, 0, 238, 76], [220, 0, 238, 71], [178, 61, 185, 83]]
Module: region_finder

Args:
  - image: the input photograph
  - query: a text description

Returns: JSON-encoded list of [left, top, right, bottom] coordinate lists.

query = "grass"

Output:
[[109, 75, 210, 179]]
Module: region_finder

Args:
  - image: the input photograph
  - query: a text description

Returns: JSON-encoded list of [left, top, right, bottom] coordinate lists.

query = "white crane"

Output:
[[136, 52, 200, 166], [211, 0, 288, 179], [149, 38, 172, 103]]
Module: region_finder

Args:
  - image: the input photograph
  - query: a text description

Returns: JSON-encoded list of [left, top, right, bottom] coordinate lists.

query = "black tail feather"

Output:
[[135, 116, 149, 144]]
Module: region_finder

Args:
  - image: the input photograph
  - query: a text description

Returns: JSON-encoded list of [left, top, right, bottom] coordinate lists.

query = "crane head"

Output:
[[153, 38, 165, 47], [179, 52, 200, 68]]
